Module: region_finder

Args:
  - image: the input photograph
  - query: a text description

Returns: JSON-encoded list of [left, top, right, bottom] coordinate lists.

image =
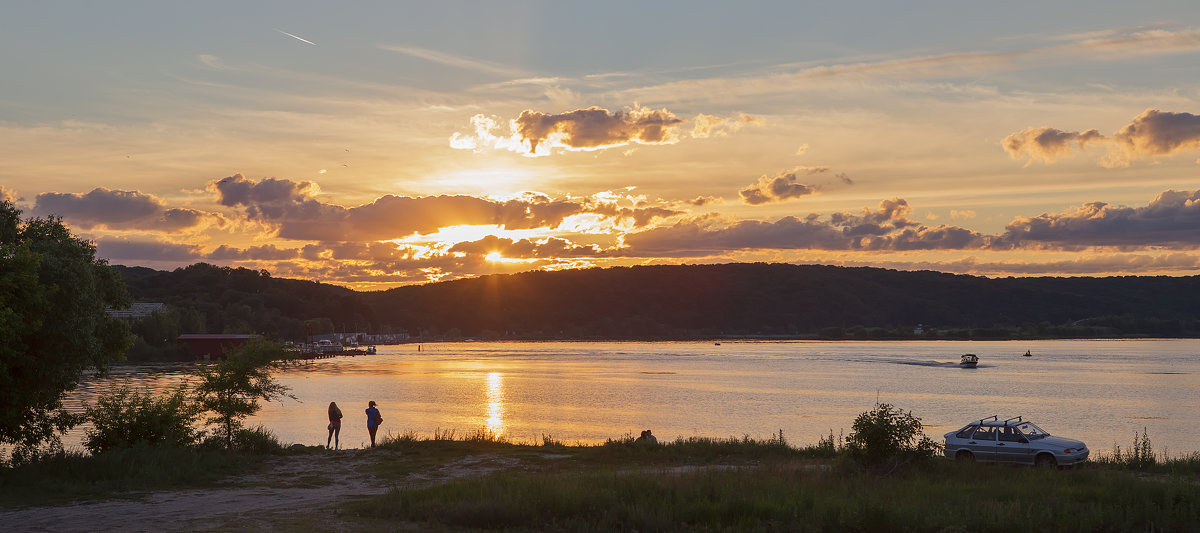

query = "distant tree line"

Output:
[[112, 262, 1200, 358]]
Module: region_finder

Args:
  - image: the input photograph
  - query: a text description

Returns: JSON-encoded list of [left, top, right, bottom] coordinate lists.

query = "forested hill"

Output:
[[115, 262, 1200, 341]]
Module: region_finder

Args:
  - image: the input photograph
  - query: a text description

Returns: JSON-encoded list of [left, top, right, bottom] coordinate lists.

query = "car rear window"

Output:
[[971, 427, 996, 440], [956, 425, 976, 438]]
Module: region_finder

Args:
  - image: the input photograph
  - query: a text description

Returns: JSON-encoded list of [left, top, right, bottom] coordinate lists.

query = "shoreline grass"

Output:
[[347, 430, 1200, 531], [352, 434, 1200, 531], [4, 427, 1199, 531]]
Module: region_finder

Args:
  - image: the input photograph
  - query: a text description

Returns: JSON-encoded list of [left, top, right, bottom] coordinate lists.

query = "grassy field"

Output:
[[350, 432, 1200, 532], [3, 430, 1198, 531]]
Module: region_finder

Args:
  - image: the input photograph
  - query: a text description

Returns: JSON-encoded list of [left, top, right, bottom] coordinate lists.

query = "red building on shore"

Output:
[[176, 334, 261, 360]]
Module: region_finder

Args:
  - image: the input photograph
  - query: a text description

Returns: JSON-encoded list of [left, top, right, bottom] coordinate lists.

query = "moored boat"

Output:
[[960, 353, 979, 368]]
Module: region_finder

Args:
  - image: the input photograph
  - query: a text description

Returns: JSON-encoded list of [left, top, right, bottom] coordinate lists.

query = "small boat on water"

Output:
[[960, 354, 979, 368], [1022, 350, 1032, 357]]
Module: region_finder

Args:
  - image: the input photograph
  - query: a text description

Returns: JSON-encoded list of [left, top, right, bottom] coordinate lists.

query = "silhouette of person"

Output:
[[636, 429, 657, 444], [365, 401, 383, 448], [326, 401, 343, 449]]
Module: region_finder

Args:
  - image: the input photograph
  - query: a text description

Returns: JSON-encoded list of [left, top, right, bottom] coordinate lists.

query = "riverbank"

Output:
[[2, 434, 1198, 531]]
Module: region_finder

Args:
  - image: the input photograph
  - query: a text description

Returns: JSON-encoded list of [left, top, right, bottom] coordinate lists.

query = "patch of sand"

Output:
[[0, 449, 519, 532]]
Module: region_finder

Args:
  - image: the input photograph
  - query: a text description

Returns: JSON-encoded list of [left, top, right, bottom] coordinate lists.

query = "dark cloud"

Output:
[[37, 188, 163, 224], [739, 167, 829, 205], [623, 199, 984, 256], [1000, 189, 1200, 247], [588, 203, 685, 227], [687, 195, 720, 207], [514, 106, 682, 153], [211, 175, 681, 241], [33, 188, 223, 232], [94, 237, 203, 262], [208, 244, 301, 261]]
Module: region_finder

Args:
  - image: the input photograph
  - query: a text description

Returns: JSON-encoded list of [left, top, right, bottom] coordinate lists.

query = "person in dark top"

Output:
[[365, 401, 383, 448]]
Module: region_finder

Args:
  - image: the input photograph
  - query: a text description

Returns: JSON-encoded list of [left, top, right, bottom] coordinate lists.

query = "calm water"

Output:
[[59, 339, 1200, 455]]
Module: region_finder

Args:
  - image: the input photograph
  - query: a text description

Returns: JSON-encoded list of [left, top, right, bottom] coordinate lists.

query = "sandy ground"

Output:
[[0, 448, 523, 532]]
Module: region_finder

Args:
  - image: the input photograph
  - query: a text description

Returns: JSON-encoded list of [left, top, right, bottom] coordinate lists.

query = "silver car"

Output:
[[943, 416, 1089, 467]]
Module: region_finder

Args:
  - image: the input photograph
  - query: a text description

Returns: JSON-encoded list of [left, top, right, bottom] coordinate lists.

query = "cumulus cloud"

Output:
[[1004, 109, 1200, 166], [1000, 189, 1200, 247], [691, 113, 762, 138], [0, 186, 16, 203], [450, 105, 683, 156], [1107, 109, 1200, 166], [34, 188, 223, 233], [739, 167, 830, 205]]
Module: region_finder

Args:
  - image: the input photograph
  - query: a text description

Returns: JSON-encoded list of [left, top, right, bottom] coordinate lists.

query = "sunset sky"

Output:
[[5, 2, 1200, 290]]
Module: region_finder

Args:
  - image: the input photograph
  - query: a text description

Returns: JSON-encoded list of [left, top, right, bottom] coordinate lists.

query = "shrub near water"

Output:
[[845, 402, 940, 469], [82, 385, 200, 454]]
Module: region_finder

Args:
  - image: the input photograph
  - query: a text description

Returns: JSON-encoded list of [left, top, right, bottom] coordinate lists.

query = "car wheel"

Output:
[[955, 450, 975, 463], [1035, 454, 1056, 468]]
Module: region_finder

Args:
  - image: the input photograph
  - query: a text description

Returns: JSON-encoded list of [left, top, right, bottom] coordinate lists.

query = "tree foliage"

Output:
[[845, 403, 940, 468], [82, 385, 200, 454], [194, 339, 294, 449], [0, 200, 132, 452]]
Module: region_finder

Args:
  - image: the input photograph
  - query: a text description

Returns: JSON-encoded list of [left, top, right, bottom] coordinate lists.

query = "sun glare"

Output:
[[485, 251, 503, 262]]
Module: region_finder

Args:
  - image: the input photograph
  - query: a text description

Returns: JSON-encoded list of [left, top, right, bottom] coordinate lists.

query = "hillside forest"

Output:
[[114, 262, 1200, 361]]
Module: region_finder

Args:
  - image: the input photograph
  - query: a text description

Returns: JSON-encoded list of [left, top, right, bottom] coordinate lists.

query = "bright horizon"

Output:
[[5, 2, 1200, 290]]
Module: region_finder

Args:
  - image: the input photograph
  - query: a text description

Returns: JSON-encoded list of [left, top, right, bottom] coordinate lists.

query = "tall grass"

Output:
[[0, 444, 260, 508], [1090, 427, 1200, 475], [354, 458, 1200, 531]]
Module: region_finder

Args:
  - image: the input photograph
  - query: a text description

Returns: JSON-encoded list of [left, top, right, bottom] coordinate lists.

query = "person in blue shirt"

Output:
[[365, 401, 383, 448]]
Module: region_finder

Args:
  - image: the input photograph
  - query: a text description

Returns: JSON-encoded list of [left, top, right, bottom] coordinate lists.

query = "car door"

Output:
[[967, 426, 1000, 461], [995, 425, 1033, 463]]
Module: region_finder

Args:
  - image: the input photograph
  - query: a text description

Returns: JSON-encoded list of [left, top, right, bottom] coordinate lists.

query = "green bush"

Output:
[[82, 385, 200, 454], [845, 403, 940, 469]]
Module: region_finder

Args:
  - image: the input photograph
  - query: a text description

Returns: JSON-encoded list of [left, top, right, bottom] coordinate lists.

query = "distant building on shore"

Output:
[[176, 334, 261, 360], [106, 302, 166, 319]]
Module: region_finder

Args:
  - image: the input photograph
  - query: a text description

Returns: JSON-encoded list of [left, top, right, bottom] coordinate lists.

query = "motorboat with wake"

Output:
[[960, 353, 979, 368]]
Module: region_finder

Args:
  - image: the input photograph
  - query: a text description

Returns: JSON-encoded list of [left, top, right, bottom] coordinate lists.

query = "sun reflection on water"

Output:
[[485, 371, 505, 436]]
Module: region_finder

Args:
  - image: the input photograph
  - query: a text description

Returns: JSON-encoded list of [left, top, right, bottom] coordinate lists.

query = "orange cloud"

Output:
[[691, 113, 762, 138], [1002, 127, 1103, 164], [739, 167, 829, 205]]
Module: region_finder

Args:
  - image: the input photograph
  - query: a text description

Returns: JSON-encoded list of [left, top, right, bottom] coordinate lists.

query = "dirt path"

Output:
[[0, 448, 521, 532]]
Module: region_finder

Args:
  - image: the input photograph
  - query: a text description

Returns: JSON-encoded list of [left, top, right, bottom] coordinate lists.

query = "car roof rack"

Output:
[[1003, 416, 1023, 425], [976, 415, 998, 425]]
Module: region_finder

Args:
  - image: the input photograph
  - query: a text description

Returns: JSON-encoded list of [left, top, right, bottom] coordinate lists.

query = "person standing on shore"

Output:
[[326, 402, 343, 449], [365, 400, 383, 448]]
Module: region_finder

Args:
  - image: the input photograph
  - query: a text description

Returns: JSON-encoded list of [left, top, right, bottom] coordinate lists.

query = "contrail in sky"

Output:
[[275, 29, 316, 46]]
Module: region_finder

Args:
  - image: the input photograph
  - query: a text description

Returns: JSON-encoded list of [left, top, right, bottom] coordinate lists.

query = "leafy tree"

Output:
[[845, 403, 940, 469], [0, 200, 132, 456], [82, 385, 200, 454], [194, 339, 294, 449]]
